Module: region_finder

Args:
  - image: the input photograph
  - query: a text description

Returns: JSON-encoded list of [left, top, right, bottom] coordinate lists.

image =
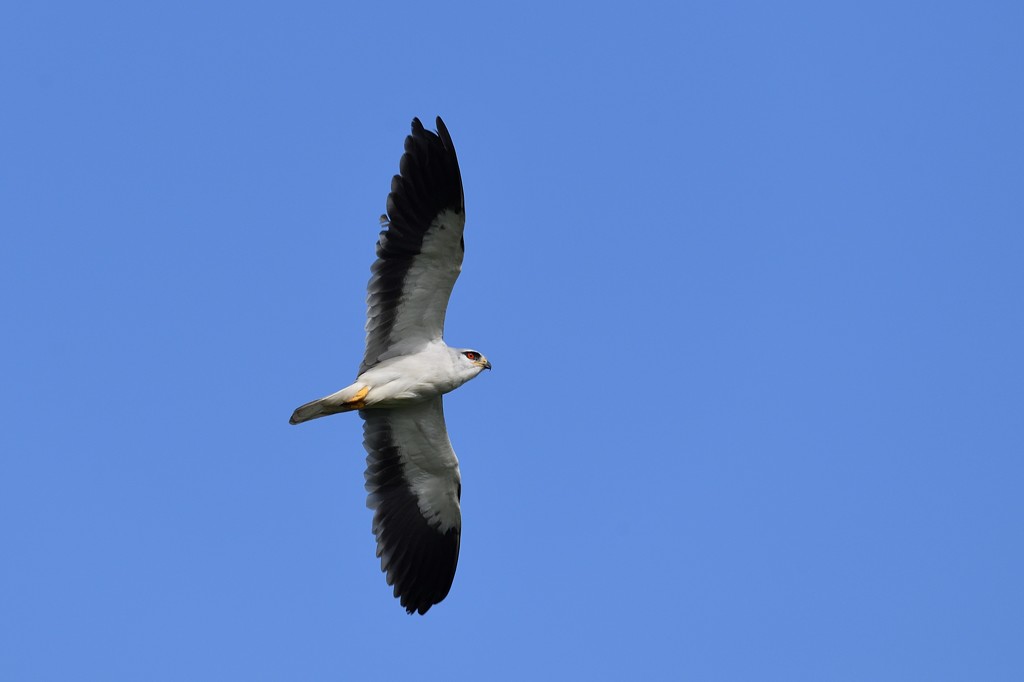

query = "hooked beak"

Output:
[[477, 359, 492, 370]]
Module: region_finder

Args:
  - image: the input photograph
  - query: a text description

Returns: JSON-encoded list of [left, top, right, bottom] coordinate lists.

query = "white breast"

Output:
[[358, 342, 465, 406]]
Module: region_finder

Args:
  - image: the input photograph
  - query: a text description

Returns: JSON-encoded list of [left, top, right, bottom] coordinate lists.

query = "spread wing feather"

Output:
[[361, 117, 465, 374], [362, 398, 462, 615]]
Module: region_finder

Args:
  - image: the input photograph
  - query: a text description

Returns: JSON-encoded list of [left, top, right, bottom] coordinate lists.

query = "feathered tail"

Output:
[[289, 383, 368, 424]]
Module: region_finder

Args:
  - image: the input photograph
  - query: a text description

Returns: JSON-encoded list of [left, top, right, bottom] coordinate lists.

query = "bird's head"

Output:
[[457, 348, 492, 375]]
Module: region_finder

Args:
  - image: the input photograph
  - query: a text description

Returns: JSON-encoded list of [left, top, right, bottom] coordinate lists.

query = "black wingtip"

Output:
[[435, 116, 451, 145], [407, 116, 456, 155], [383, 115, 464, 232], [409, 115, 445, 134]]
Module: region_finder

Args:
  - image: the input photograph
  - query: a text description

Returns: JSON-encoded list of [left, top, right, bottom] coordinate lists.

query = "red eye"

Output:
[[465, 352, 478, 360]]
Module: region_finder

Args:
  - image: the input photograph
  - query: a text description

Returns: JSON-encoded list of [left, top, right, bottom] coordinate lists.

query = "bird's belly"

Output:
[[360, 365, 460, 408], [370, 380, 454, 407]]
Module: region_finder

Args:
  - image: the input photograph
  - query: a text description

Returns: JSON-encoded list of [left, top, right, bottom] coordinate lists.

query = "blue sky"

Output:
[[2, 1, 1023, 679]]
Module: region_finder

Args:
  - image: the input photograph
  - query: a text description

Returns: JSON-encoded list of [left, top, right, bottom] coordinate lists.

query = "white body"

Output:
[[325, 341, 487, 409]]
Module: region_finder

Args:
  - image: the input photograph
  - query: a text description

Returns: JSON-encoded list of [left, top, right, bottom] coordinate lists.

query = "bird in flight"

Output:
[[289, 117, 490, 615]]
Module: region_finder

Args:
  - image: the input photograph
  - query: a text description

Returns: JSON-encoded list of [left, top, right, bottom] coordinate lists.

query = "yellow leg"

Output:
[[346, 385, 370, 409]]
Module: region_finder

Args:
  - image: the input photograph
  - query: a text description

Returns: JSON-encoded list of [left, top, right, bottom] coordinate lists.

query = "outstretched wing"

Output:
[[361, 398, 462, 615], [361, 117, 465, 374]]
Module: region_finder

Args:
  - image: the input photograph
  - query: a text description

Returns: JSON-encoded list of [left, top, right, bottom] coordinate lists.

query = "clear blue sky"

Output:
[[2, 2, 1022, 680]]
